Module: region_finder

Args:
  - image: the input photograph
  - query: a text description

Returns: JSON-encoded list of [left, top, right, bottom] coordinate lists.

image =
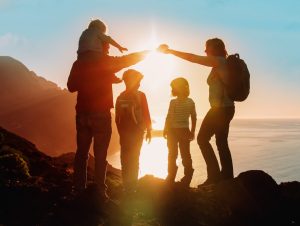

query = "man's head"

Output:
[[122, 69, 144, 91]]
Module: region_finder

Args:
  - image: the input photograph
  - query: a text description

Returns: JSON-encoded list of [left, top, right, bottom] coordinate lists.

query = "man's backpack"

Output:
[[225, 54, 250, 102], [115, 92, 145, 130]]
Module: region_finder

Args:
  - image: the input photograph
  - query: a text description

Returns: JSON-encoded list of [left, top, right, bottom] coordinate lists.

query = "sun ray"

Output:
[[133, 28, 175, 91]]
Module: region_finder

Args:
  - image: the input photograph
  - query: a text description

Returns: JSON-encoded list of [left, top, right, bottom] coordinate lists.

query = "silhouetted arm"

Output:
[[190, 101, 197, 134], [163, 100, 173, 139], [67, 61, 79, 92], [141, 93, 152, 143], [115, 95, 121, 132], [140, 93, 152, 131], [110, 74, 122, 84], [99, 34, 128, 53], [104, 51, 149, 73], [158, 44, 222, 68], [107, 36, 128, 53]]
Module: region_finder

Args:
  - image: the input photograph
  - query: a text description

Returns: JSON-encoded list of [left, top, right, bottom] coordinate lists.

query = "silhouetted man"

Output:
[[67, 42, 148, 200]]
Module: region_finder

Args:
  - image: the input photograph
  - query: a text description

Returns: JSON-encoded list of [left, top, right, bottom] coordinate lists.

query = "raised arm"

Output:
[[158, 44, 222, 68], [163, 101, 173, 139], [141, 93, 152, 143], [104, 50, 149, 73], [106, 36, 128, 53], [99, 33, 128, 53]]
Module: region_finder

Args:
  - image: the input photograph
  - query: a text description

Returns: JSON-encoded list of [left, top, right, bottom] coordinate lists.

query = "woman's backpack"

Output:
[[225, 54, 250, 102]]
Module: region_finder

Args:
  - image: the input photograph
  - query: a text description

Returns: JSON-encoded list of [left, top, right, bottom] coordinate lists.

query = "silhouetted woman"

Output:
[[159, 38, 235, 186]]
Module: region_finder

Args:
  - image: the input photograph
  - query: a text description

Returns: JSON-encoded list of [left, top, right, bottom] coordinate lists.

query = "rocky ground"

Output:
[[0, 126, 299, 226]]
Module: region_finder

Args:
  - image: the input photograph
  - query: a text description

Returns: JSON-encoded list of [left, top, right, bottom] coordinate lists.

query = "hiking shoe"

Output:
[[197, 179, 216, 188], [179, 177, 192, 188], [165, 177, 175, 186]]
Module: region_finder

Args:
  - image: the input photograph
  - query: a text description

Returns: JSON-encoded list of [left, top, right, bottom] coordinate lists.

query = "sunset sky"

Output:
[[1, 0, 300, 120]]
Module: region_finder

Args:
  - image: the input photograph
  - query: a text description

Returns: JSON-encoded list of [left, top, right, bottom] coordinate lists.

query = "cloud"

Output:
[[0, 33, 27, 49]]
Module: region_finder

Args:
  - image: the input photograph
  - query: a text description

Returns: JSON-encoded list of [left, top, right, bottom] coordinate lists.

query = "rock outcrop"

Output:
[[0, 126, 299, 226]]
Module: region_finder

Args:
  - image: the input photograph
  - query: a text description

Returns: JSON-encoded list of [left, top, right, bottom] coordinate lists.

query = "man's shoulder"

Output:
[[72, 59, 79, 65], [70, 60, 81, 70]]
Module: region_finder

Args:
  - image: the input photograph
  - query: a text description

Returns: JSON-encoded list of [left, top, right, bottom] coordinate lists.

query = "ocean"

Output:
[[108, 119, 300, 187]]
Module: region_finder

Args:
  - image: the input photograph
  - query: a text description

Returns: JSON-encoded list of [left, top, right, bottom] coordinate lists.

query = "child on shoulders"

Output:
[[77, 19, 128, 60]]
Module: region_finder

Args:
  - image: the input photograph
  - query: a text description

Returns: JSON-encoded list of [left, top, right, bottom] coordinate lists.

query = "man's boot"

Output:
[[165, 166, 178, 184], [180, 168, 194, 188]]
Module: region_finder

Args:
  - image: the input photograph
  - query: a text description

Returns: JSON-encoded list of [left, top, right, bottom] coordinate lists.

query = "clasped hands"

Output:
[[140, 44, 171, 58]]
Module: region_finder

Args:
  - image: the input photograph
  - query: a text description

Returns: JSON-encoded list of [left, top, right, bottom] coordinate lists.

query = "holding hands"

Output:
[[157, 44, 170, 54]]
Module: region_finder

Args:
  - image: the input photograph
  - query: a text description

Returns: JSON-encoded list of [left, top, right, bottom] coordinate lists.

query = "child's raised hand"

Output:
[[118, 47, 128, 53]]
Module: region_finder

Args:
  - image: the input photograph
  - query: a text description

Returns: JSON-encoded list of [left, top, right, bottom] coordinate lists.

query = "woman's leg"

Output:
[[215, 107, 235, 180], [197, 108, 220, 184]]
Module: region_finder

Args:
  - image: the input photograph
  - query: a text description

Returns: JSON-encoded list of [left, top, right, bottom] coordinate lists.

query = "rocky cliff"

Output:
[[0, 127, 299, 226], [0, 56, 119, 156]]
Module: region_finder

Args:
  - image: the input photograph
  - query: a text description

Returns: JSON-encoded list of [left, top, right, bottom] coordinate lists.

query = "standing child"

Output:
[[77, 19, 128, 60], [163, 77, 197, 187], [115, 69, 152, 194]]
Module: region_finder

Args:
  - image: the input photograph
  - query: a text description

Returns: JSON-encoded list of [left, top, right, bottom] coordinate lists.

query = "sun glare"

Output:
[[138, 138, 168, 179], [151, 116, 166, 130], [108, 29, 178, 180], [133, 31, 175, 91]]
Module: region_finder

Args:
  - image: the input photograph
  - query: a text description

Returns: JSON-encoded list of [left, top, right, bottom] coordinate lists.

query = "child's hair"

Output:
[[205, 38, 227, 57], [170, 77, 190, 98], [88, 19, 106, 33], [122, 69, 144, 88]]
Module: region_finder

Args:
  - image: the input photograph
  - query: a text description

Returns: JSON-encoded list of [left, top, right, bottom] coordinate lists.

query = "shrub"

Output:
[[0, 146, 31, 180]]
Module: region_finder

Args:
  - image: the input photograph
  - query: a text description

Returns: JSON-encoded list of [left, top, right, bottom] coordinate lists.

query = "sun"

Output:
[[133, 31, 175, 90]]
